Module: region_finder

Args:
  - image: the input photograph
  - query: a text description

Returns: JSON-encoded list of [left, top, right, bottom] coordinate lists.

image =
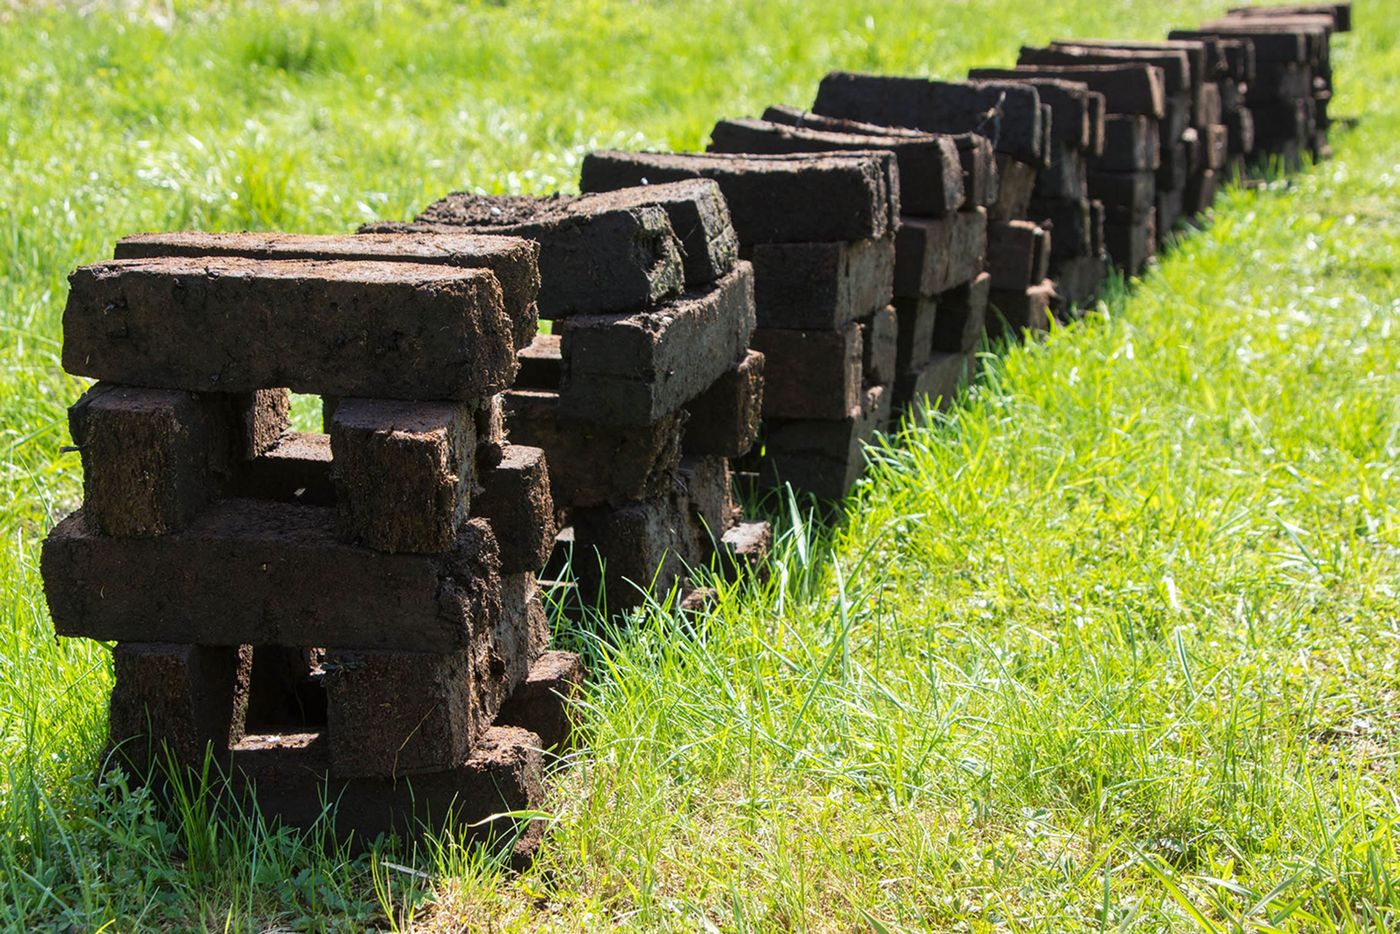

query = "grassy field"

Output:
[[2, 0, 1398, 930]]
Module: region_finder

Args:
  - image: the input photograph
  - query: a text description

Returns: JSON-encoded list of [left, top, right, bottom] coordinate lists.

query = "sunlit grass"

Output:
[[1, 0, 1397, 929]]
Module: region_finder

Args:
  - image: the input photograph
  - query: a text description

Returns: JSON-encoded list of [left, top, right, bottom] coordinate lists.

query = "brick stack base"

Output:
[[42, 234, 583, 857]]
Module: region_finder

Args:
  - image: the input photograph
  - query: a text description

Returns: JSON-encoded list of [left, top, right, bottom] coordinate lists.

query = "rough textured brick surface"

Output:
[[502, 389, 685, 508], [581, 149, 898, 243], [759, 384, 891, 500], [969, 76, 1099, 150], [473, 445, 556, 574], [1104, 209, 1158, 276], [1088, 171, 1156, 223], [63, 257, 515, 401], [683, 349, 765, 458], [894, 209, 988, 298], [895, 351, 973, 414], [747, 237, 894, 330], [750, 322, 863, 420], [106, 643, 248, 772], [497, 650, 586, 752], [860, 305, 899, 386], [932, 272, 992, 353], [708, 117, 964, 215], [42, 502, 501, 652], [114, 230, 541, 352], [893, 295, 938, 373], [557, 263, 755, 426], [330, 399, 474, 554], [323, 638, 501, 778], [987, 220, 1052, 291], [761, 105, 1002, 208], [1019, 45, 1191, 95], [515, 333, 563, 390], [229, 726, 544, 850], [1099, 115, 1161, 171], [572, 494, 703, 609], [988, 281, 1056, 341], [67, 383, 239, 537], [384, 194, 684, 318], [970, 64, 1165, 119], [813, 72, 1045, 163]]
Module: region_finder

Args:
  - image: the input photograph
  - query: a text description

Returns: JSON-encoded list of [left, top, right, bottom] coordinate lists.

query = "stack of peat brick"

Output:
[[1174, 3, 1347, 169], [970, 56, 1167, 276], [1028, 39, 1235, 219], [40, 232, 583, 855], [807, 72, 1058, 341], [367, 184, 771, 610], [575, 148, 903, 501], [1012, 45, 1196, 236], [702, 105, 990, 418], [961, 69, 1110, 318]]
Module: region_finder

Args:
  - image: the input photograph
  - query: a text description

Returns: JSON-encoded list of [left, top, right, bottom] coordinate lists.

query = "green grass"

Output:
[[2, 0, 1398, 929]]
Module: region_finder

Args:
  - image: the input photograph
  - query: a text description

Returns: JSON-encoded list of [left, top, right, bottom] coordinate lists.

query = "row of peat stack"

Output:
[[368, 182, 773, 612], [41, 231, 583, 856]]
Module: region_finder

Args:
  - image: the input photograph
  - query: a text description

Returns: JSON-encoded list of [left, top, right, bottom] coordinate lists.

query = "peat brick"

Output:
[[229, 725, 544, 848], [557, 263, 755, 427], [407, 192, 686, 317], [895, 351, 972, 415], [987, 281, 1055, 341], [581, 149, 898, 244], [860, 305, 899, 386], [572, 495, 704, 609], [474, 444, 555, 574], [972, 64, 1165, 119], [63, 257, 515, 401], [235, 431, 335, 507], [1088, 171, 1156, 223], [496, 650, 586, 753], [987, 77, 1101, 150], [501, 389, 685, 509], [759, 384, 891, 500], [1099, 114, 1160, 171], [991, 156, 1039, 221], [760, 105, 1001, 208], [893, 295, 938, 373], [718, 521, 773, 582], [106, 643, 248, 773], [1104, 209, 1157, 277], [1156, 186, 1185, 237], [987, 220, 1051, 291], [1028, 198, 1093, 260], [42, 502, 502, 653], [813, 72, 1044, 164], [708, 117, 964, 215], [330, 399, 474, 554], [1033, 139, 1088, 201], [931, 272, 992, 353], [114, 230, 541, 353], [750, 322, 863, 420], [895, 209, 988, 298], [679, 455, 737, 548], [324, 641, 497, 778], [69, 383, 241, 537], [683, 349, 765, 459], [516, 333, 562, 391], [565, 180, 740, 287], [239, 389, 291, 459], [475, 395, 507, 474], [748, 237, 895, 329], [1021, 45, 1191, 96]]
